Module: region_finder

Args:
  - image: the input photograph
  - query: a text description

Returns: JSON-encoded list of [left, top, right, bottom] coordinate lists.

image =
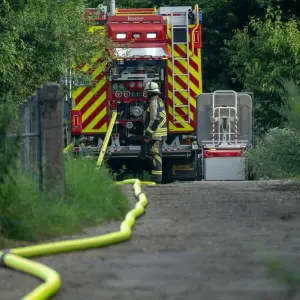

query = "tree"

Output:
[[0, 104, 20, 185], [226, 7, 300, 133], [0, 0, 109, 104]]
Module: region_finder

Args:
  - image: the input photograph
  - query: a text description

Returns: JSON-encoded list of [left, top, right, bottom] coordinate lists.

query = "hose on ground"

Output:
[[0, 179, 154, 300]]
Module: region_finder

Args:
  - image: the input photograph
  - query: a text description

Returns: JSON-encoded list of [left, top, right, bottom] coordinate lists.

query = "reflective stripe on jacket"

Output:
[[143, 95, 167, 140]]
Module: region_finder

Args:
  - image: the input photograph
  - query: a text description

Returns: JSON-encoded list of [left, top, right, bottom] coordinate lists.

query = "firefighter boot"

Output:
[[149, 140, 163, 184]]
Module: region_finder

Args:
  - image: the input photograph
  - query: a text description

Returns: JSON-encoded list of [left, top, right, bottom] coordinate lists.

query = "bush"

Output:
[[246, 80, 300, 180], [246, 127, 300, 180], [0, 158, 129, 245]]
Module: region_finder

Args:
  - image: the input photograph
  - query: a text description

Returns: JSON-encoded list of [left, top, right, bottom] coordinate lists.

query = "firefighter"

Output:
[[142, 81, 167, 184]]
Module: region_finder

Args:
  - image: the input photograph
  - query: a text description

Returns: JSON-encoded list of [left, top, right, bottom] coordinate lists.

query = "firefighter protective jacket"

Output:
[[143, 95, 167, 140]]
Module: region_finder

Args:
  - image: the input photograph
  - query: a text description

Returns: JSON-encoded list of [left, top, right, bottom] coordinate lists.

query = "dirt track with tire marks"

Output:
[[0, 181, 300, 300]]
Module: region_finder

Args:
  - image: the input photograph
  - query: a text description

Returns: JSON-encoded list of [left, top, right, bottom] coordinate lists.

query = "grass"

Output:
[[0, 158, 129, 247], [266, 259, 300, 296]]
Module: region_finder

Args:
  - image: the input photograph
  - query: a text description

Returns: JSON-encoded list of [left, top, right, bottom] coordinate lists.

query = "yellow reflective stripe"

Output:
[[154, 154, 162, 164], [145, 102, 167, 137], [157, 126, 166, 131], [151, 170, 162, 174], [152, 133, 167, 137], [147, 122, 166, 133], [157, 123, 166, 129], [146, 128, 154, 133], [157, 115, 167, 129], [151, 142, 159, 152], [153, 133, 167, 136], [154, 128, 167, 131]]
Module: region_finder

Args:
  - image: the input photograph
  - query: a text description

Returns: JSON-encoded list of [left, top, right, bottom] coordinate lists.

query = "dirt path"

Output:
[[0, 181, 300, 300]]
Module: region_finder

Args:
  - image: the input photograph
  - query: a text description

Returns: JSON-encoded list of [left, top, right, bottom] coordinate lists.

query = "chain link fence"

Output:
[[9, 90, 43, 191]]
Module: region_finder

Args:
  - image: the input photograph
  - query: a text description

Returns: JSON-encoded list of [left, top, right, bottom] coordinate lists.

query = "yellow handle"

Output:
[[191, 4, 199, 57], [96, 110, 117, 167]]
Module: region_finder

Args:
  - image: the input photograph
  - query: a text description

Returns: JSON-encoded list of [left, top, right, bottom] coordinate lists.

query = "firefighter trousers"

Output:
[[148, 140, 163, 184]]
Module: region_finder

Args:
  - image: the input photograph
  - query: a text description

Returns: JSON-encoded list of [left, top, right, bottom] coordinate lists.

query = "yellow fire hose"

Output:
[[0, 177, 154, 299], [63, 142, 74, 154]]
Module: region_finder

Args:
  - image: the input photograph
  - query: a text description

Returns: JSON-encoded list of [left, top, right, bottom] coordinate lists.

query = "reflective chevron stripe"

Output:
[[72, 57, 108, 134], [166, 25, 203, 133]]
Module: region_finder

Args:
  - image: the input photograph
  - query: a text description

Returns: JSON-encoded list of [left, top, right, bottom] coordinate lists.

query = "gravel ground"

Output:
[[0, 181, 300, 300]]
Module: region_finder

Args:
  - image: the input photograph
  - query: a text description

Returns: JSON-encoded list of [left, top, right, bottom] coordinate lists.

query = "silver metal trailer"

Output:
[[196, 90, 253, 181]]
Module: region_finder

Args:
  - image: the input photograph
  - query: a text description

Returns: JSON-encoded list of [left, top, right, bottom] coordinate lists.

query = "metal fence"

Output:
[[11, 90, 43, 191], [2, 82, 66, 197]]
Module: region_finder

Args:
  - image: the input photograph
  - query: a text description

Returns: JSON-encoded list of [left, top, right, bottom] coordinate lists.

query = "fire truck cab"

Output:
[[69, 4, 254, 182]]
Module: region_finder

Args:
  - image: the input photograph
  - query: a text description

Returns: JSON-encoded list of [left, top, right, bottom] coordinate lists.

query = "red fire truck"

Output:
[[69, 4, 253, 182]]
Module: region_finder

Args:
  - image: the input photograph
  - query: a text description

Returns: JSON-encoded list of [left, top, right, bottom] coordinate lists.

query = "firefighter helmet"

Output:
[[144, 81, 160, 93]]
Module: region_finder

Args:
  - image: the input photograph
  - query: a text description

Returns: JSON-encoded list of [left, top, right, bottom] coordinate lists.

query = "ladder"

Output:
[[170, 9, 191, 124], [211, 90, 239, 146]]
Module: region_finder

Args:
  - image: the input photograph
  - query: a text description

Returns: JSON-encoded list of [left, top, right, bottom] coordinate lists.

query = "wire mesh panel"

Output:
[[8, 91, 43, 190]]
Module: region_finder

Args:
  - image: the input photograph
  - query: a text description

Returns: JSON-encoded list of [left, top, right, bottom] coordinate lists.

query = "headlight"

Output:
[[147, 33, 157, 38], [116, 33, 126, 39]]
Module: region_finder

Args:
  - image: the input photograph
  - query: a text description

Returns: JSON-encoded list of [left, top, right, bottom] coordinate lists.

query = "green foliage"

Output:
[[0, 175, 79, 241], [0, 158, 128, 244], [245, 80, 300, 180], [279, 79, 300, 131], [226, 7, 300, 132], [246, 127, 300, 180], [227, 7, 300, 94], [0, 0, 109, 104], [0, 104, 20, 184], [266, 259, 300, 294], [64, 158, 129, 225]]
